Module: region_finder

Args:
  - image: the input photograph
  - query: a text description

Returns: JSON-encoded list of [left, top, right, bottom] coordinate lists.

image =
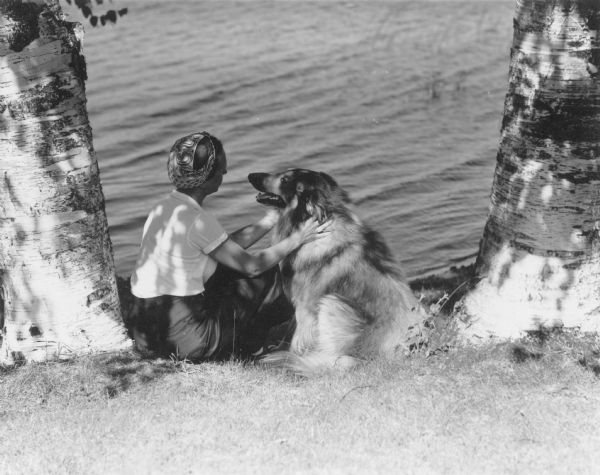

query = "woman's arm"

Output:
[[228, 210, 278, 249], [209, 217, 326, 278]]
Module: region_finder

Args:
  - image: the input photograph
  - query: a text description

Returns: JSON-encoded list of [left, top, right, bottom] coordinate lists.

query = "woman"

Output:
[[127, 131, 327, 361]]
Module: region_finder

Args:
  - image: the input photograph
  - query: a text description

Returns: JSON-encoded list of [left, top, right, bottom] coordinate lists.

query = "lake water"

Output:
[[64, 0, 515, 279]]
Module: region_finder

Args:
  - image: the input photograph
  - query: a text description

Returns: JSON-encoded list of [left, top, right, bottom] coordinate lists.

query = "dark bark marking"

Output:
[[575, 0, 600, 30], [7, 75, 75, 119], [557, 170, 600, 184], [29, 324, 42, 337], [3, 1, 41, 52], [86, 286, 110, 307]]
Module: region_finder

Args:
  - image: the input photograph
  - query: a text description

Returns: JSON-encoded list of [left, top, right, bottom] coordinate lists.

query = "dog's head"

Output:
[[248, 169, 350, 223]]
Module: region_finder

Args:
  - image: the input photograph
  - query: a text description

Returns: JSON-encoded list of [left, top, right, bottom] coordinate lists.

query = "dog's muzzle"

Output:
[[248, 173, 286, 208]]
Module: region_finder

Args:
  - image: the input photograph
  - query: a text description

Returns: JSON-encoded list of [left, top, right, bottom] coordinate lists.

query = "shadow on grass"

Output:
[[0, 273, 175, 400], [95, 351, 177, 398], [409, 266, 600, 379], [0, 350, 179, 409], [509, 328, 600, 378]]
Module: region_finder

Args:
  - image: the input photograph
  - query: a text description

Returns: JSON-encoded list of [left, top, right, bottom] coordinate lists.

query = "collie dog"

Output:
[[248, 169, 426, 374]]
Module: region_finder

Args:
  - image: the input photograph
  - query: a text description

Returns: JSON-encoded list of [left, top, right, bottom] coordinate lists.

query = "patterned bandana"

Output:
[[167, 131, 217, 189]]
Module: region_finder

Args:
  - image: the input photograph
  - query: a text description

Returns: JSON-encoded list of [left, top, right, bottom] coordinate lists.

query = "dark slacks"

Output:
[[125, 265, 294, 361]]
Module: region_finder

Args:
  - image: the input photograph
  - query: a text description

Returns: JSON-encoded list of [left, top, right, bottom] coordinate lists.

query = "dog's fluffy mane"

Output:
[[274, 172, 352, 237], [274, 172, 403, 280]]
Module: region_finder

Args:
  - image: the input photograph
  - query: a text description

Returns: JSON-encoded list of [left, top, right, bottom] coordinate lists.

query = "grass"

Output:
[[1, 329, 599, 475], [1, 271, 598, 474]]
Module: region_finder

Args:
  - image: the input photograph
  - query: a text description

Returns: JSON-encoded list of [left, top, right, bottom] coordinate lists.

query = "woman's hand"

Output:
[[210, 217, 333, 278], [294, 217, 332, 245]]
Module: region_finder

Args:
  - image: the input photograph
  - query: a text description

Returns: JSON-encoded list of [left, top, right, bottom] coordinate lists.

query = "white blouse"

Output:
[[131, 191, 228, 298]]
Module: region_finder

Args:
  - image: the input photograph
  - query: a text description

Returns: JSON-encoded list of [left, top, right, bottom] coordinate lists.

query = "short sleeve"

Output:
[[188, 209, 229, 254]]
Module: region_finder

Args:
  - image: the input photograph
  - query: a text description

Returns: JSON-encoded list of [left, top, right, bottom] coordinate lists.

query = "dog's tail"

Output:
[[260, 350, 360, 376], [260, 294, 364, 376]]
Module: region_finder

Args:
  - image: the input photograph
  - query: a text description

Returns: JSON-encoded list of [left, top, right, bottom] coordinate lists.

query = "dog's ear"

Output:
[[319, 172, 351, 204], [294, 173, 336, 223], [302, 182, 331, 223], [319, 172, 338, 188]]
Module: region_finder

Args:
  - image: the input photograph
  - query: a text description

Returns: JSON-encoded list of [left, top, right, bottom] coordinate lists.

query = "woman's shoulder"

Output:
[[190, 205, 224, 229], [188, 206, 228, 251]]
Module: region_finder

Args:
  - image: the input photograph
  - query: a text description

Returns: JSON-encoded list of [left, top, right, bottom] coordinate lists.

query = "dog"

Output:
[[248, 169, 426, 374]]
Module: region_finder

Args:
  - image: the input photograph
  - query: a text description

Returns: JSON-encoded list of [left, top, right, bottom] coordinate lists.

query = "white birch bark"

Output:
[[0, 0, 131, 363], [462, 0, 600, 340]]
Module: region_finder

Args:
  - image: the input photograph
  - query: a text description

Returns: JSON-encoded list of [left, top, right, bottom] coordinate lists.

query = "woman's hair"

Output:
[[168, 131, 225, 189], [194, 134, 224, 181]]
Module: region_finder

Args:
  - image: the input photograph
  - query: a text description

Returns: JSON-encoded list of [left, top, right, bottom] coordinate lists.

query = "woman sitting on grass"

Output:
[[127, 131, 328, 361]]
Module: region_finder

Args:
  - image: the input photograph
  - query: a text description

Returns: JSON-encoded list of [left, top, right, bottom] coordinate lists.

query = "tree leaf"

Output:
[[105, 10, 117, 23]]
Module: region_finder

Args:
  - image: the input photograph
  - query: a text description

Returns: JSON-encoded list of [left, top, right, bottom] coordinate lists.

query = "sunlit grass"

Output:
[[1, 329, 598, 475]]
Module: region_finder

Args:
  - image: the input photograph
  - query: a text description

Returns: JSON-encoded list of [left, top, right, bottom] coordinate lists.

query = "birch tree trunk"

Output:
[[462, 0, 600, 339], [0, 0, 131, 363]]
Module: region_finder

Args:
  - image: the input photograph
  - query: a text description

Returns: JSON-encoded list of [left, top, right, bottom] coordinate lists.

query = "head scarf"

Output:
[[167, 131, 217, 189]]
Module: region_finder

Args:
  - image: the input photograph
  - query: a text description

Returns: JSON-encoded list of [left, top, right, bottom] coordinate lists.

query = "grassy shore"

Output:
[[1, 270, 599, 474], [1, 328, 599, 475]]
